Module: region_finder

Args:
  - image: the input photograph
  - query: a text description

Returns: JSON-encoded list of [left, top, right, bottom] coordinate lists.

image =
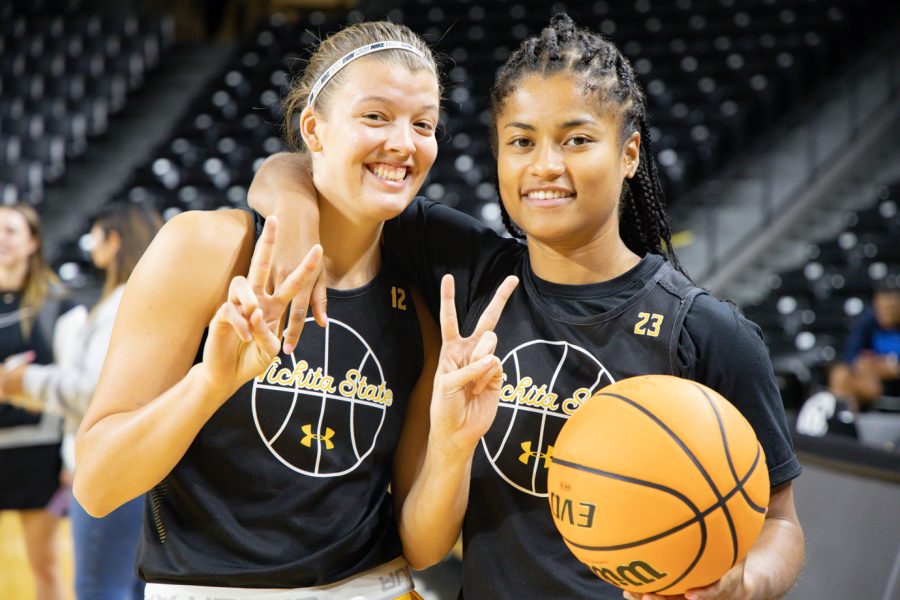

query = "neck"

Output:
[[526, 223, 641, 285], [0, 263, 28, 291], [100, 266, 119, 301], [318, 200, 383, 289]]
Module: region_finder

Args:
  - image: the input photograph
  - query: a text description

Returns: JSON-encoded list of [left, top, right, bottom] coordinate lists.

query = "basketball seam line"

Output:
[[696, 384, 767, 514], [601, 391, 739, 567], [551, 448, 759, 552], [551, 454, 711, 594], [551, 440, 762, 593], [694, 384, 740, 565]]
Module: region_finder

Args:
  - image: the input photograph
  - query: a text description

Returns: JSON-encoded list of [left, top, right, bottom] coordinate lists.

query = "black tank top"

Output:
[[461, 256, 703, 599], [137, 213, 423, 587]]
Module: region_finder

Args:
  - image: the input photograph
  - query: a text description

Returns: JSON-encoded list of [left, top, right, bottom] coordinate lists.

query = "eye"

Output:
[[414, 120, 435, 133], [566, 135, 592, 146], [363, 113, 387, 122], [509, 137, 533, 148]]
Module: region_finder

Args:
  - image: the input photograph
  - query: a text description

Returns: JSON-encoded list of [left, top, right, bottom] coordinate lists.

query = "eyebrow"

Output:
[[504, 119, 598, 131], [560, 119, 595, 129], [355, 96, 438, 112], [505, 122, 535, 131]]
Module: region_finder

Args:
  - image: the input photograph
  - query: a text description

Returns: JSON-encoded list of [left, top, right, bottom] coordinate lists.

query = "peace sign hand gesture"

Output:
[[430, 274, 519, 460], [201, 217, 323, 397]]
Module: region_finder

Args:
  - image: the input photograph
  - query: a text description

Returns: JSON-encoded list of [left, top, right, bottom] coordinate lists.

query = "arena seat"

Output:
[[0, 0, 173, 204]]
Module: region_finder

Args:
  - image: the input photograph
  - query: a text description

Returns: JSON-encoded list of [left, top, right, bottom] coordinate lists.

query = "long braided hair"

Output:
[[489, 13, 685, 275]]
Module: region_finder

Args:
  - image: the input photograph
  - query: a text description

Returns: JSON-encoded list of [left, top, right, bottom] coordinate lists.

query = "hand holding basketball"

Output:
[[201, 217, 323, 395], [622, 559, 748, 599], [548, 375, 770, 597], [430, 274, 518, 457]]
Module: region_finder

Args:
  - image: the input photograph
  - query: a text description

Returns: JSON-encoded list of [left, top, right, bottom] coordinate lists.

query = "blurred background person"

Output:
[[795, 361, 882, 438], [0, 203, 74, 600], [844, 281, 900, 403], [1, 203, 161, 600]]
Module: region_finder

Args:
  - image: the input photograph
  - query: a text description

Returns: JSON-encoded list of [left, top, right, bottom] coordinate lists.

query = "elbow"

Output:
[[402, 543, 449, 571], [72, 432, 117, 517], [72, 475, 114, 518]]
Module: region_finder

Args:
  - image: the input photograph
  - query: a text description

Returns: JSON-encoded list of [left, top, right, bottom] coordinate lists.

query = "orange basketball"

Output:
[[547, 375, 769, 596]]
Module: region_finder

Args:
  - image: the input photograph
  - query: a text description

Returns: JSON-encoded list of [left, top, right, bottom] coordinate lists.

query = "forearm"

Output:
[[74, 364, 233, 517], [247, 152, 315, 217], [744, 512, 805, 599], [398, 442, 473, 569]]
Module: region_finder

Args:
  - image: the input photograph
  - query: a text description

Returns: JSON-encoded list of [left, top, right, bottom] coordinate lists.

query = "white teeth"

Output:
[[526, 190, 572, 200], [371, 165, 407, 182]]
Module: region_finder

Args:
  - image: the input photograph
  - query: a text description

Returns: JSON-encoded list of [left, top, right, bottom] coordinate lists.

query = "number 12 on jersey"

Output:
[[391, 286, 407, 310], [634, 312, 663, 337]]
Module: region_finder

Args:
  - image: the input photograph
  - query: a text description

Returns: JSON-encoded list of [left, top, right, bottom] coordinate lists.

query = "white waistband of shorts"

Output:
[[144, 557, 414, 600]]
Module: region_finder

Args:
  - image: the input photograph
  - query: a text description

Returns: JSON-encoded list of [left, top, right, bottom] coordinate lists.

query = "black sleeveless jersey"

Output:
[[137, 213, 424, 588], [383, 198, 802, 599]]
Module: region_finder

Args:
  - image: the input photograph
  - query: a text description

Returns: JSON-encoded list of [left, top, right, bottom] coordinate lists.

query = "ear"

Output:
[[622, 130, 641, 179], [299, 106, 323, 153], [108, 230, 122, 256]]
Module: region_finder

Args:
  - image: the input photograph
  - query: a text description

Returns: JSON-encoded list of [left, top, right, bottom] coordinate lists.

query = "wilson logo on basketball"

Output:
[[251, 318, 396, 478], [590, 561, 667, 588], [481, 339, 614, 497]]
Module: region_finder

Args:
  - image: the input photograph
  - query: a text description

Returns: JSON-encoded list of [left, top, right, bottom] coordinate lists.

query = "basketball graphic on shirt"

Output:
[[481, 339, 614, 496], [251, 318, 393, 477]]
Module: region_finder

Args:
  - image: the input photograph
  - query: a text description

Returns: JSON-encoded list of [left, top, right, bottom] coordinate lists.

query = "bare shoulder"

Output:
[[109, 209, 255, 338], [145, 210, 253, 295], [157, 210, 254, 268]]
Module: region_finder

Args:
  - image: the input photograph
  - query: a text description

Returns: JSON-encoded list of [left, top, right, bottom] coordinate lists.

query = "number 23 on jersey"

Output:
[[634, 312, 663, 337]]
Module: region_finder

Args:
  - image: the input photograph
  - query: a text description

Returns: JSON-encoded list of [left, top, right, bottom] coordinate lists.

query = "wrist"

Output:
[[190, 364, 239, 403], [426, 432, 478, 467]]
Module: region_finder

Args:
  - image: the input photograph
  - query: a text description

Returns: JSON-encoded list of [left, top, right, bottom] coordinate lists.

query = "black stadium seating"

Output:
[[91, 0, 897, 227], [0, 0, 173, 204], [743, 184, 900, 367]]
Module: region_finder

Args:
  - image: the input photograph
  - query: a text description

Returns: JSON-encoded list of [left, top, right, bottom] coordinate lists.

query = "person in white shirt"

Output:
[[1, 203, 161, 600]]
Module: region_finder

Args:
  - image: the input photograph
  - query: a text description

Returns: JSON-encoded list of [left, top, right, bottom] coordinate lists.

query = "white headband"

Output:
[[306, 40, 433, 108]]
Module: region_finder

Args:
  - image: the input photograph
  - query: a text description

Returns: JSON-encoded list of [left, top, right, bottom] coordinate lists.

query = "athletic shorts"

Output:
[[144, 557, 419, 600]]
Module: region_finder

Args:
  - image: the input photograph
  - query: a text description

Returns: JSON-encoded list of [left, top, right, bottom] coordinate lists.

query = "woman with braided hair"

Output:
[[252, 14, 803, 599]]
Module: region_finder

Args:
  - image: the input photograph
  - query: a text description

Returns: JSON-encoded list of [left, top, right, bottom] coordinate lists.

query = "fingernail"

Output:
[[283, 343, 294, 355]]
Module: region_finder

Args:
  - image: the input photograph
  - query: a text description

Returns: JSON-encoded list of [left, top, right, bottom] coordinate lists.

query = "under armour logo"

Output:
[[301, 424, 335, 450], [519, 441, 553, 468]]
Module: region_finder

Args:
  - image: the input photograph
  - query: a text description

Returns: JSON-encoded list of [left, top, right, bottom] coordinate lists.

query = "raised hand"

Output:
[[429, 274, 519, 458], [201, 216, 322, 395]]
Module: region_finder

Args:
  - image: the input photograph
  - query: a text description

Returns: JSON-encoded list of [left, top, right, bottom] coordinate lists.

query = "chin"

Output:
[[367, 192, 416, 220], [520, 221, 586, 247]]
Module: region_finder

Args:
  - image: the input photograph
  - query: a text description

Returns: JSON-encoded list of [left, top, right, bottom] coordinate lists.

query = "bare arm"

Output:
[[74, 211, 322, 517], [75, 211, 248, 516], [627, 482, 804, 600], [392, 288, 474, 569], [734, 482, 804, 600], [247, 152, 327, 345], [393, 276, 518, 569]]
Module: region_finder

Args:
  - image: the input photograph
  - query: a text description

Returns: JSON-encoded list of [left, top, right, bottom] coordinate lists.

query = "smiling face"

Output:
[[495, 73, 640, 249], [0, 207, 38, 273], [300, 57, 440, 225]]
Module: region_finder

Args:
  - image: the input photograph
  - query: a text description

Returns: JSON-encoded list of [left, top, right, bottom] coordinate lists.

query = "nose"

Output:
[[529, 143, 564, 179], [384, 122, 416, 158]]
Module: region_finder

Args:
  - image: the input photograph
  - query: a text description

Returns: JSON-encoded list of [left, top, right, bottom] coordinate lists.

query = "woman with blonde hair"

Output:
[[75, 20, 513, 599], [0, 202, 73, 600], [2, 203, 163, 599]]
